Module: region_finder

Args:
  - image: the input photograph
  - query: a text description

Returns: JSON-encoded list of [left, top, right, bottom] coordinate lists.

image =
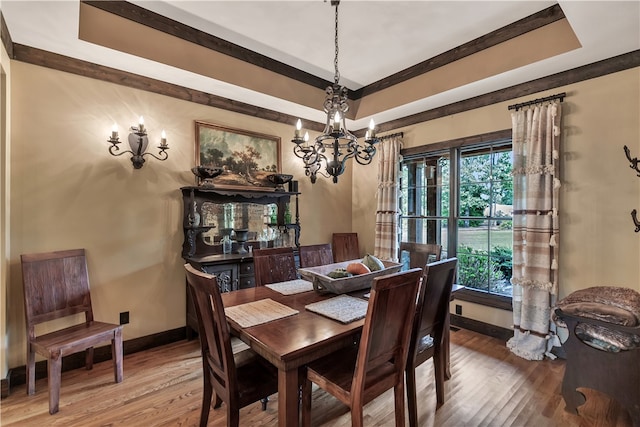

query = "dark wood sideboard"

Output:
[[180, 185, 301, 337]]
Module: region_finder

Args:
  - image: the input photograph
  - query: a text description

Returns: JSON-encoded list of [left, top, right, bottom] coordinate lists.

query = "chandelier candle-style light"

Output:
[[108, 116, 169, 169], [292, 0, 379, 184]]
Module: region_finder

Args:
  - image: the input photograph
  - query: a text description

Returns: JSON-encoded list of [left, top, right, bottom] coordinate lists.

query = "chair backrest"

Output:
[[184, 264, 237, 398], [252, 247, 297, 286], [399, 242, 442, 270], [298, 244, 333, 268], [332, 233, 360, 262], [353, 268, 423, 398], [410, 258, 458, 358], [21, 249, 94, 336]]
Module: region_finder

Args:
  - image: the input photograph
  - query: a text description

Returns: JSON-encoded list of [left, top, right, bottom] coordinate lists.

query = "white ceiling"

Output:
[[2, 1, 639, 129]]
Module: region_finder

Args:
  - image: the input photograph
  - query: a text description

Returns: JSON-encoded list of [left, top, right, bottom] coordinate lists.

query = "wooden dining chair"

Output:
[[406, 257, 458, 427], [399, 242, 442, 270], [331, 232, 360, 262], [20, 248, 123, 415], [298, 243, 334, 268], [184, 264, 278, 427], [252, 247, 297, 286], [301, 268, 423, 427]]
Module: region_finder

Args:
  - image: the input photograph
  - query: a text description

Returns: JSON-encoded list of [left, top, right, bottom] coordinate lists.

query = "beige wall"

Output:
[[5, 61, 353, 368], [354, 67, 640, 329], [4, 58, 639, 369], [1, 42, 11, 380]]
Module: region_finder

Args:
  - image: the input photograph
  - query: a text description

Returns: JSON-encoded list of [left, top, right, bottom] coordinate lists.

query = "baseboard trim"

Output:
[[450, 314, 513, 341], [3, 327, 187, 398], [1, 374, 9, 399]]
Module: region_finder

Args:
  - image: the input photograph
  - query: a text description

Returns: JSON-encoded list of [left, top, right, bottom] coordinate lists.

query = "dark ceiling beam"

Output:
[[0, 11, 13, 59], [11, 44, 326, 133], [8, 43, 640, 137], [81, 1, 332, 94], [372, 49, 640, 136], [353, 4, 565, 99]]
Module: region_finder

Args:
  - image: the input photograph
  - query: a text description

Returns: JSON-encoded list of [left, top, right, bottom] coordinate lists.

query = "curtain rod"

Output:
[[379, 132, 404, 140], [507, 92, 566, 111]]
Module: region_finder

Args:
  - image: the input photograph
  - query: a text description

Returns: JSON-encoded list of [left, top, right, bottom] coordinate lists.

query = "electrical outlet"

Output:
[[119, 311, 130, 325], [455, 304, 462, 315]]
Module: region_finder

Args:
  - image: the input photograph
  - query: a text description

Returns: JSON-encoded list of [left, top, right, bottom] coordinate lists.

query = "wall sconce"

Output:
[[108, 116, 169, 169]]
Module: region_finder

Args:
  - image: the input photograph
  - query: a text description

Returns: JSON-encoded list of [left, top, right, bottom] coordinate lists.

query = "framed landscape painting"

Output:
[[195, 121, 281, 190]]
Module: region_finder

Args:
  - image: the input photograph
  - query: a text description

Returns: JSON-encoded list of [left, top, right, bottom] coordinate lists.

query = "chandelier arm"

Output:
[[313, 168, 330, 179], [304, 151, 323, 166], [354, 147, 377, 165], [340, 143, 358, 162], [337, 150, 354, 170], [292, 144, 310, 159]]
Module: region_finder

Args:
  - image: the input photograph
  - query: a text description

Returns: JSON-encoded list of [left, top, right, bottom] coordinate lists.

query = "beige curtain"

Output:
[[374, 135, 403, 261], [507, 101, 562, 360]]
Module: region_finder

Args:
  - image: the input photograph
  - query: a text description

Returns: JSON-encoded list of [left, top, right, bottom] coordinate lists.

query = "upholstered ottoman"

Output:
[[554, 286, 640, 426]]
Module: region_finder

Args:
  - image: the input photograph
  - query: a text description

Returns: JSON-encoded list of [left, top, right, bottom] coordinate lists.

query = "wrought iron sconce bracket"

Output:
[[108, 120, 168, 169]]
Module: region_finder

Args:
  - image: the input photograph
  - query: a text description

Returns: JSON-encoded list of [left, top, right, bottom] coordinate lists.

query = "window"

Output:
[[400, 135, 513, 303]]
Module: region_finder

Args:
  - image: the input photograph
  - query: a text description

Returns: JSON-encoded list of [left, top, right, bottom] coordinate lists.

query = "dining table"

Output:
[[220, 276, 461, 427], [221, 284, 367, 427]]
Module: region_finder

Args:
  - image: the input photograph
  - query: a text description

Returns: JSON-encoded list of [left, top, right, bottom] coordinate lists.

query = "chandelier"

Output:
[[291, 0, 379, 184]]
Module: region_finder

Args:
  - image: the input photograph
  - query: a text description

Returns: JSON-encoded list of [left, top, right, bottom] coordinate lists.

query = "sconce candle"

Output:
[[111, 124, 118, 139], [160, 130, 168, 147], [368, 119, 376, 139], [295, 119, 302, 138], [333, 112, 341, 132], [138, 116, 145, 132]]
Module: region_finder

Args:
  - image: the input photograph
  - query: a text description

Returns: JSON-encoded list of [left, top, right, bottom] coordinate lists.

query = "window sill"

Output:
[[453, 287, 512, 311]]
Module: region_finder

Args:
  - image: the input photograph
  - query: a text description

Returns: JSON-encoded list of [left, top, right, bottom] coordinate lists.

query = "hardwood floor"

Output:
[[1, 327, 633, 426]]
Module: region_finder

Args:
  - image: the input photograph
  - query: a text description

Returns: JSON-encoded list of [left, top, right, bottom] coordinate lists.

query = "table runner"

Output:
[[265, 279, 314, 295], [305, 295, 369, 324], [226, 298, 299, 328]]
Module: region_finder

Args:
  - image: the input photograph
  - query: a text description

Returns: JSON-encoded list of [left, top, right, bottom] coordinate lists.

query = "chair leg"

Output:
[[26, 347, 36, 396], [433, 352, 445, 407], [85, 346, 94, 370], [393, 382, 406, 427], [200, 374, 213, 427], [48, 354, 62, 415], [227, 406, 240, 427], [406, 365, 418, 427], [213, 394, 223, 409], [351, 403, 365, 427], [301, 377, 312, 427], [113, 330, 124, 383], [444, 313, 452, 380]]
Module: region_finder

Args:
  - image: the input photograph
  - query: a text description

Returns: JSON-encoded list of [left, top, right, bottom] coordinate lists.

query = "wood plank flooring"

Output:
[[1, 327, 633, 426]]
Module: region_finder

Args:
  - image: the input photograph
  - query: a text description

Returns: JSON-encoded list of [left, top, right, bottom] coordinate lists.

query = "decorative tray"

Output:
[[298, 259, 402, 294]]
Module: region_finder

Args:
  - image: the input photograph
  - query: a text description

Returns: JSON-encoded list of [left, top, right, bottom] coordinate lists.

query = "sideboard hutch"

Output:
[[181, 185, 301, 336]]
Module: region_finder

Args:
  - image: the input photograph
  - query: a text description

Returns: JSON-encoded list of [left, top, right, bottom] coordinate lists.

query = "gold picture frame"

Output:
[[195, 121, 281, 190]]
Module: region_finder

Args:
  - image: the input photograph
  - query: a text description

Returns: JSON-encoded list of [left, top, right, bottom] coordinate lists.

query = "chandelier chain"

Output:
[[333, 1, 340, 85]]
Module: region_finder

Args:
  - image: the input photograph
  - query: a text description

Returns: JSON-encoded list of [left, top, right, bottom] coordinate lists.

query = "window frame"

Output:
[[400, 129, 513, 309]]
